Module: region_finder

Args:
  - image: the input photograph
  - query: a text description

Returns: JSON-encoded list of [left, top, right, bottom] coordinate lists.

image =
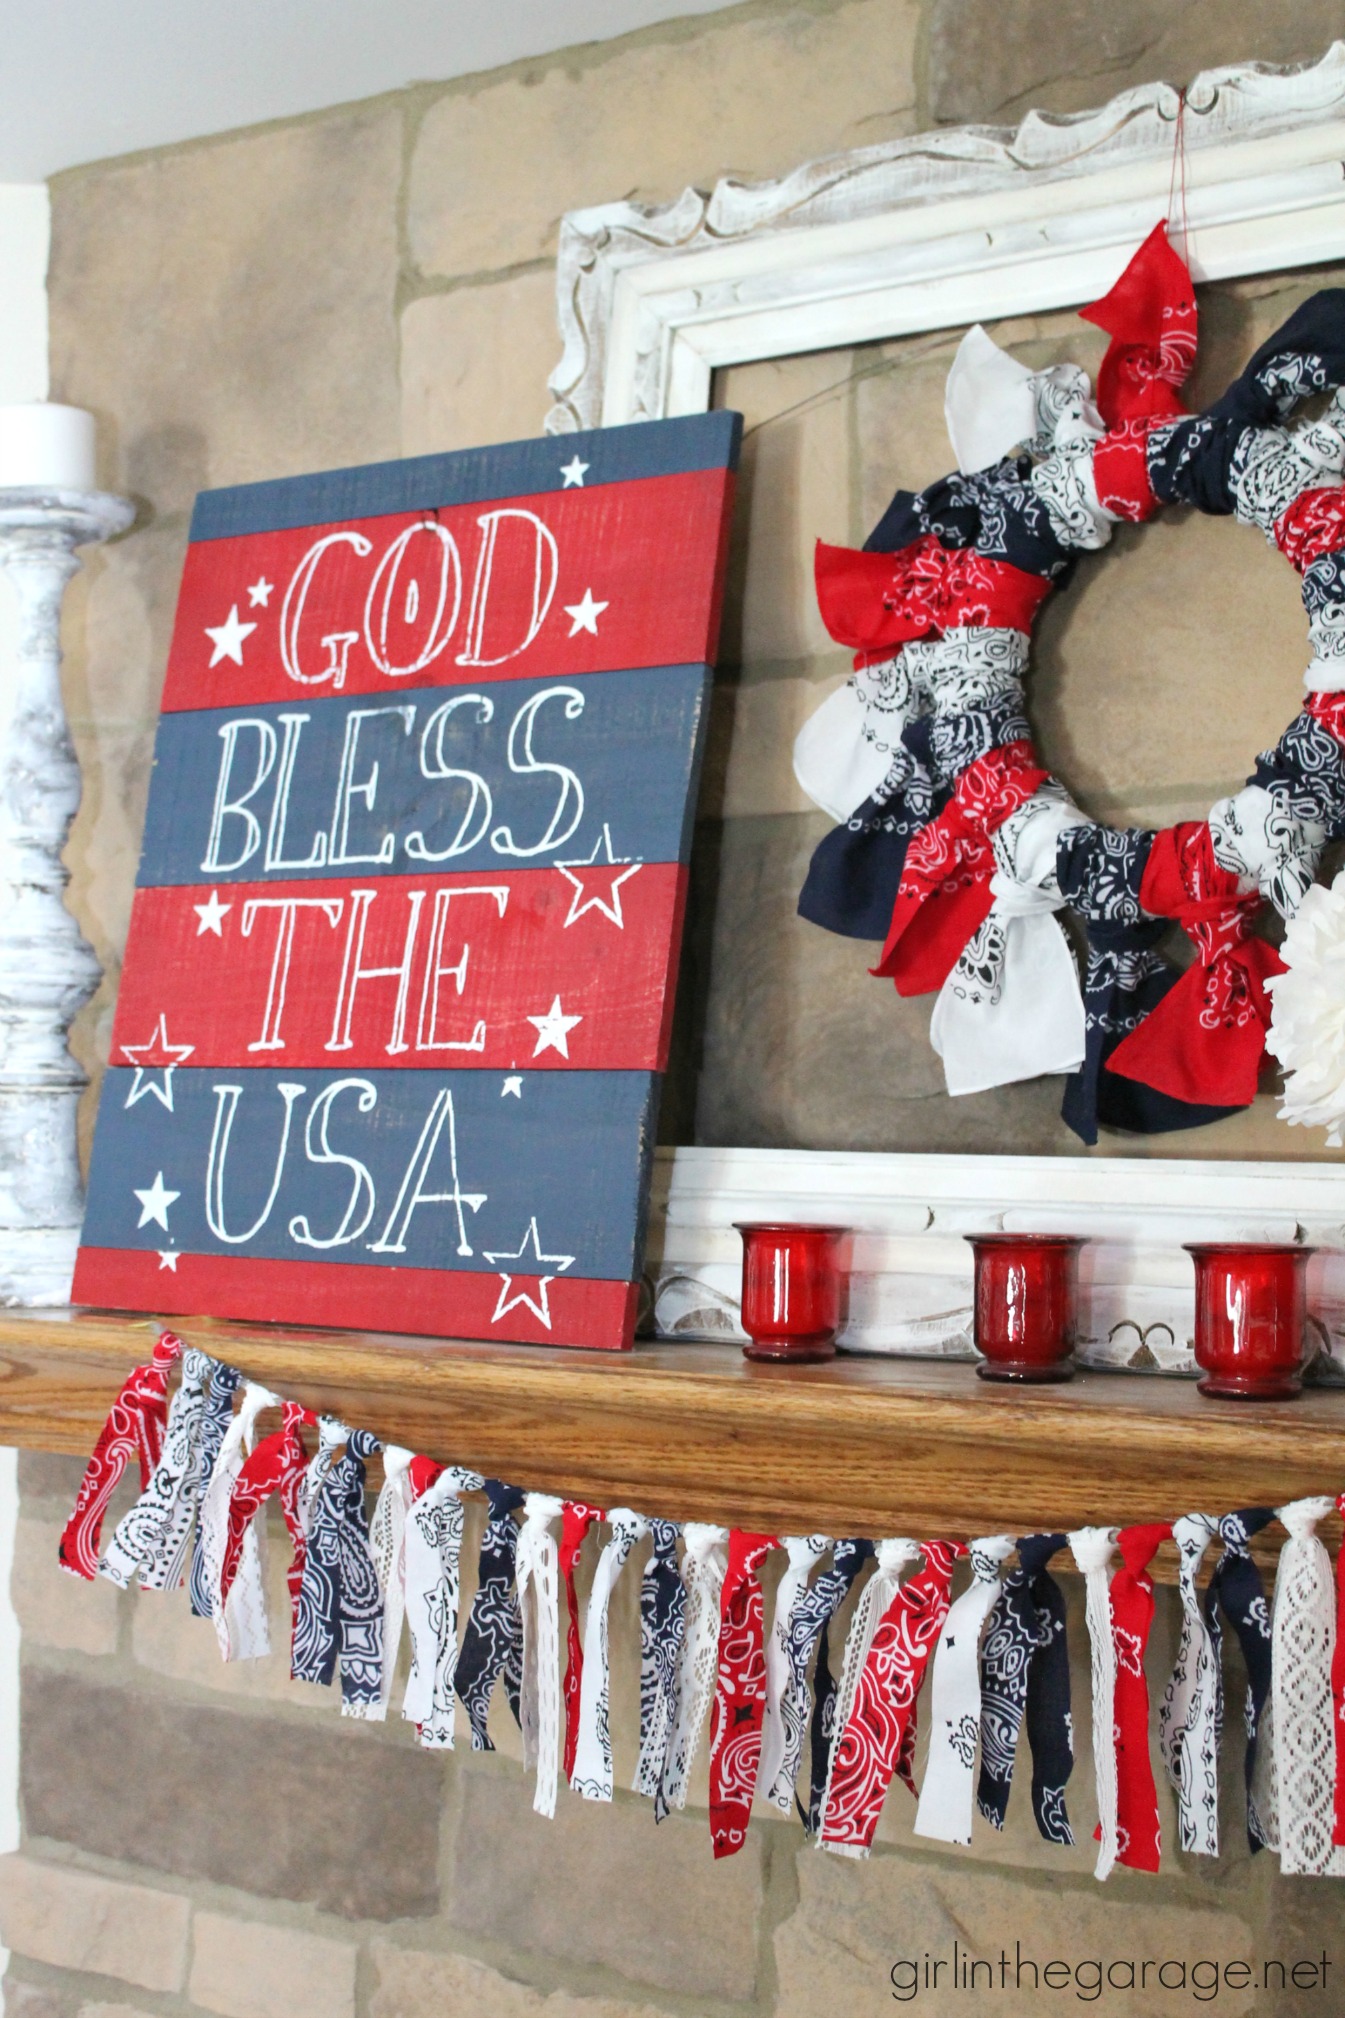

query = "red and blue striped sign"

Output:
[[74, 412, 740, 1350]]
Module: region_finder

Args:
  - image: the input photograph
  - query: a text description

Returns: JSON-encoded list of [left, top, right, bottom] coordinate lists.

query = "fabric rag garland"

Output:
[[794, 221, 1345, 1146], [60, 1339, 1345, 1880]]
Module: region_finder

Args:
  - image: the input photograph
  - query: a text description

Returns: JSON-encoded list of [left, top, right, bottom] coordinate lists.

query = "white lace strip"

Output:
[[99, 1347, 213, 1592], [816, 1537, 920, 1840], [368, 1444, 415, 1719], [1158, 1513, 1220, 1857], [517, 1492, 565, 1818], [659, 1522, 728, 1812], [913, 1535, 1017, 1845], [1272, 1496, 1345, 1876], [756, 1534, 830, 1811], [402, 1466, 482, 1749], [571, 1508, 649, 1803], [197, 1381, 278, 1662], [1069, 1526, 1119, 1880]]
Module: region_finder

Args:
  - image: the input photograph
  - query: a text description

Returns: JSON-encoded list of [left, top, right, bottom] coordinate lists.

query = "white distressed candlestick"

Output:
[[0, 473, 134, 1302]]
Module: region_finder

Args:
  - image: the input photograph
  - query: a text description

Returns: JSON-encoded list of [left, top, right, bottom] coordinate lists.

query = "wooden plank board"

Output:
[[73, 414, 740, 1351]]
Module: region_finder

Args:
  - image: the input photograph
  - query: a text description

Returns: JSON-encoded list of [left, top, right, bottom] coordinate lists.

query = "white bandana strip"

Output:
[[756, 1534, 830, 1812], [402, 1466, 483, 1748], [913, 1535, 1017, 1845], [368, 1445, 415, 1720], [197, 1381, 278, 1662], [659, 1522, 729, 1813], [517, 1492, 566, 1818], [1158, 1513, 1220, 1857], [1069, 1526, 1119, 1880]]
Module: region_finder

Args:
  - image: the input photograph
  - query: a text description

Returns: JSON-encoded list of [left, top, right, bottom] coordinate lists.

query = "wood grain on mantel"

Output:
[[0, 1310, 1342, 1551]]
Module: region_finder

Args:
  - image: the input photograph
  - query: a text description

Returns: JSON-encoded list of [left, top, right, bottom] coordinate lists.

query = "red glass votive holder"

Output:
[[735, 1223, 850, 1363], [965, 1233, 1084, 1383], [1184, 1242, 1313, 1401]]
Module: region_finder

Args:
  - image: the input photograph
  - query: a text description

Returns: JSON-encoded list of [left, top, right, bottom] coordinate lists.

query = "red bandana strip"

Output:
[[59, 1330, 182, 1580], [814, 537, 1052, 662], [1109, 820, 1284, 1107], [1109, 1522, 1171, 1873], [874, 743, 1049, 996], [219, 1399, 315, 1653], [708, 1530, 778, 1859], [820, 1539, 966, 1857], [560, 1500, 604, 1783], [1276, 487, 1345, 574]]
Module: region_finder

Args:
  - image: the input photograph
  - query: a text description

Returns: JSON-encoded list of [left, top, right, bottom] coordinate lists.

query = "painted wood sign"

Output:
[[73, 412, 741, 1350]]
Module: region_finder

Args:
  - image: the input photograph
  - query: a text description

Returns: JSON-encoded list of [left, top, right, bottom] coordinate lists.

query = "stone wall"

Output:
[[11, 1, 1345, 2012]]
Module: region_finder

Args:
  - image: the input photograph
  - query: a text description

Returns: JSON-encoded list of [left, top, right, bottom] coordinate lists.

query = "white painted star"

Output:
[[483, 1218, 575, 1272], [563, 588, 608, 637], [501, 1075, 523, 1098], [484, 1218, 575, 1332], [246, 576, 274, 608], [556, 824, 643, 929], [205, 604, 257, 668], [134, 1172, 180, 1232], [193, 890, 232, 937], [157, 1250, 180, 1272], [559, 455, 589, 488], [121, 1015, 195, 1111], [527, 995, 583, 1059]]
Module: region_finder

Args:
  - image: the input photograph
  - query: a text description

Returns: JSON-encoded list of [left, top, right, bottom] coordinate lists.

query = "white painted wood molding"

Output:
[[644, 1145, 1345, 1378], [548, 42, 1345, 432], [0, 487, 134, 1305]]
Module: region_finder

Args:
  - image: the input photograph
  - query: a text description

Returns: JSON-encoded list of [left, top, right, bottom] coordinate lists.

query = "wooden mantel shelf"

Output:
[[0, 1308, 1343, 1543]]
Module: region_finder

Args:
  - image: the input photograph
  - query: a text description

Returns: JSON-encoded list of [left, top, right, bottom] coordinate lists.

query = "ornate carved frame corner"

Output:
[[545, 46, 1345, 1365]]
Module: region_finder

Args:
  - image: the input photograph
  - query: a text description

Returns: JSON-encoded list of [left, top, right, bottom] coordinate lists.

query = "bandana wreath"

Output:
[[794, 223, 1345, 1145]]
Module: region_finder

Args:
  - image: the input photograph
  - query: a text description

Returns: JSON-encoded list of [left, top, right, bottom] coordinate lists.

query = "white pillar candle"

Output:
[[0, 404, 97, 491]]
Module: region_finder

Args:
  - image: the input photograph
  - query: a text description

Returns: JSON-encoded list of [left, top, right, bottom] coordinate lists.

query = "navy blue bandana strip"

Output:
[[455, 1478, 526, 1750]]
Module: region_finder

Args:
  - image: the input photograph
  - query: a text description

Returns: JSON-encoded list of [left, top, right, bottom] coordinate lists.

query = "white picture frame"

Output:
[[546, 46, 1345, 1371]]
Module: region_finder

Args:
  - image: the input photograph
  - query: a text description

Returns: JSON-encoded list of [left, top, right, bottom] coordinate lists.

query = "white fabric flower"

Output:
[[1266, 870, 1345, 1144]]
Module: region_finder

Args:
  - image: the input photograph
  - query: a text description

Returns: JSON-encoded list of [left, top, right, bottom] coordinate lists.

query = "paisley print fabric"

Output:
[[403, 1466, 482, 1749], [803, 1539, 875, 1833], [1204, 1507, 1277, 1852], [59, 1331, 180, 1580], [1109, 1522, 1171, 1873], [99, 1346, 213, 1593], [560, 1501, 603, 1782], [708, 1531, 778, 1859], [293, 1426, 385, 1717], [455, 1479, 526, 1750], [978, 1532, 1073, 1844], [633, 1518, 686, 1800], [820, 1540, 966, 1857], [756, 1534, 830, 1815], [189, 1360, 241, 1616]]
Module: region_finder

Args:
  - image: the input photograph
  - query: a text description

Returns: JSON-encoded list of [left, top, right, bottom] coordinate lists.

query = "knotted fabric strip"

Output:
[[1205, 1507, 1276, 1852], [198, 1379, 278, 1662], [814, 536, 1052, 662], [756, 1534, 830, 1814], [978, 1533, 1074, 1844], [572, 1508, 649, 1802], [822, 1539, 967, 1859], [403, 1466, 483, 1748], [634, 1518, 687, 1801], [1080, 221, 1196, 432], [929, 787, 1088, 1094], [456, 1478, 526, 1750], [189, 1361, 240, 1616], [708, 1530, 779, 1858], [219, 1398, 313, 1665], [659, 1522, 729, 1819], [294, 1425, 385, 1717], [560, 1500, 603, 1783], [803, 1539, 875, 1834], [368, 1445, 416, 1719], [1270, 1497, 1345, 1875], [818, 1538, 921, 1839], [516, 1492, 566, 1818], [1109, 822, 1285, 1108], [1109, 1522, 1171, 1873], [874, 743, 1049, 998], [99, 1345, 213, 1592], [59, 1330, 181, 1580], [1069, 1526, 1120, 1880], [1159, 1514, 1221, 1856], [914, 1535, 1017, 1846]]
